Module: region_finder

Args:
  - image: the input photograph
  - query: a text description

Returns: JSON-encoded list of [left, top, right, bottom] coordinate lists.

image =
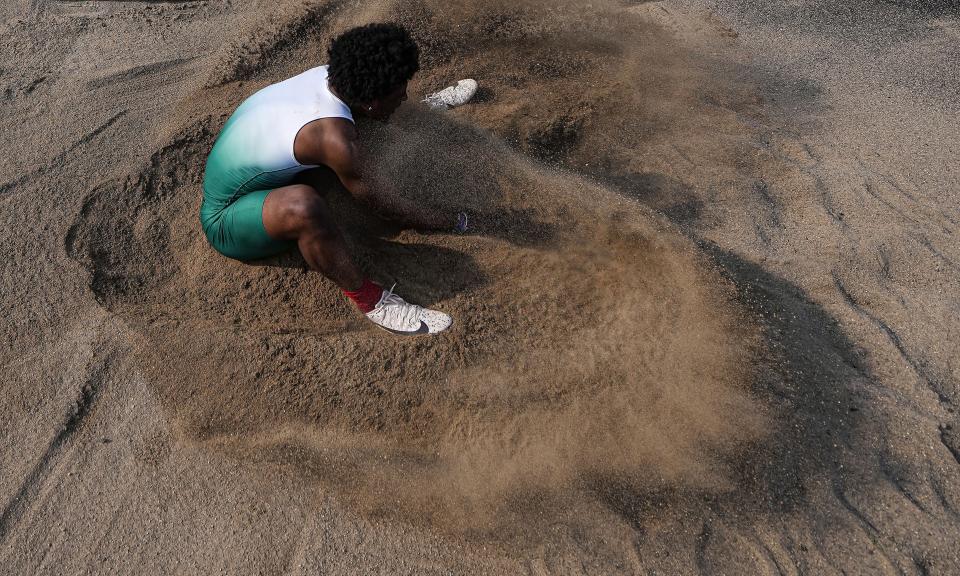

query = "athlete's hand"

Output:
[[454, 211, 469, 233]]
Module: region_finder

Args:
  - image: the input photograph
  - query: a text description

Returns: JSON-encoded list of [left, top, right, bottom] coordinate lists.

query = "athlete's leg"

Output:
[[261, 183, 452, 335], [262, 184, 364, 291]]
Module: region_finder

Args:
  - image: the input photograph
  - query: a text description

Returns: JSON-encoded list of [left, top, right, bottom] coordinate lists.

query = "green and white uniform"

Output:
[[201, 65, 353, 260]]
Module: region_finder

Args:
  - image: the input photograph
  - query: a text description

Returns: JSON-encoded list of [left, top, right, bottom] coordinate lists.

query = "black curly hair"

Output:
[[327, 23, 420, 105]]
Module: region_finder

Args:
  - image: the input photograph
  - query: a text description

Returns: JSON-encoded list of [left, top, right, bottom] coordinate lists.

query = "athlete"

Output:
[[200, 23, 474, 336]]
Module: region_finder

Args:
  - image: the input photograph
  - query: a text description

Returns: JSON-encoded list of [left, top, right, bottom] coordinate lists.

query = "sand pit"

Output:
[[4, 0, 960, 573], [68, 102, 768, 533], [59, 0, 782, 536]]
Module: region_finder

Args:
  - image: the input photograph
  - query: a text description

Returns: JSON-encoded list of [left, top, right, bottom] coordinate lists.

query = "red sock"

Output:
[[343, 279, 383, 313]]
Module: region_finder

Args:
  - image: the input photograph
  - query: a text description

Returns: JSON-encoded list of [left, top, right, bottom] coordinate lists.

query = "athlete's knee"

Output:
[[281, 186, 341, 241], [282, 185, 325, 224]]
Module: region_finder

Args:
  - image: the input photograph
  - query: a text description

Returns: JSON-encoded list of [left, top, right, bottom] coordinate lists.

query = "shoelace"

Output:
[[376, 284, 422, 327]]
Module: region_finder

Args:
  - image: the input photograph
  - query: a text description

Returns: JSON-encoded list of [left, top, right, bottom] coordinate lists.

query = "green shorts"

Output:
[[200, 187, 295, 262]]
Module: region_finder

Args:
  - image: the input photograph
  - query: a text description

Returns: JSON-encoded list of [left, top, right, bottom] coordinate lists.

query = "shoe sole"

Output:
[[373, 319, 452, 336]]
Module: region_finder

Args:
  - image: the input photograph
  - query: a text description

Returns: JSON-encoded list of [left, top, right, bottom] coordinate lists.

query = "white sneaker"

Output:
[[423, 79, 478, 110], [365, 285, 452, 335]]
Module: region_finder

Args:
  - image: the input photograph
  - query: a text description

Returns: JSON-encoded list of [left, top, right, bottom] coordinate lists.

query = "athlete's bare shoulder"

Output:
[[293, 117, 358, 167]]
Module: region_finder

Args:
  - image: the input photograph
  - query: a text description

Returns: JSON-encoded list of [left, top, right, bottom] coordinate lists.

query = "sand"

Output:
[[2, 0, 959, 573]]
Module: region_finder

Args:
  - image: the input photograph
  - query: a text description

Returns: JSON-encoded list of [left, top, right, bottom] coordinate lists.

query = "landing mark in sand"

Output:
[[751, 179, 782, 245], [0, 378, 101, 542], [915, 234, 960, 273], [836, 484, 905, 573], [752, 536, 789, 576], [878, 450, 929, 514], [938, 423, 960, 468], [831, 483, 887, 552], [86, 57, 197, 91], [694, 521, 713, 574], [0, 111, 127, 196], [857, 158, 954, 236], [928, 467, 960, 519], [834, 274, 952, 404]]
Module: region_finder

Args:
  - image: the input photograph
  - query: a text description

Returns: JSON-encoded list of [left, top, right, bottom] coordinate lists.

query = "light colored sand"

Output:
[[2, 0, 958, 573]]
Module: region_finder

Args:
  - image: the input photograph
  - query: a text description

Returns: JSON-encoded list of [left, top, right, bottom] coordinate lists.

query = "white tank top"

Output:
[[207, 66, 354, 189]]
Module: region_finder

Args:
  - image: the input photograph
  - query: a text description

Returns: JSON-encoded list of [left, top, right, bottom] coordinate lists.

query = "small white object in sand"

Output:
[[423, 79, 478, 110]]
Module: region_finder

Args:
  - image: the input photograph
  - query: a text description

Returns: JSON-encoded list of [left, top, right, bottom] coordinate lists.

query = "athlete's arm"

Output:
[[318, 124, 451, 230]]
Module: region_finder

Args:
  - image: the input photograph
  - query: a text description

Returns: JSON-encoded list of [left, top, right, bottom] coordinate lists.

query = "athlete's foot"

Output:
[[423, 79, 478, 110], [365, 285, 452, 335]]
